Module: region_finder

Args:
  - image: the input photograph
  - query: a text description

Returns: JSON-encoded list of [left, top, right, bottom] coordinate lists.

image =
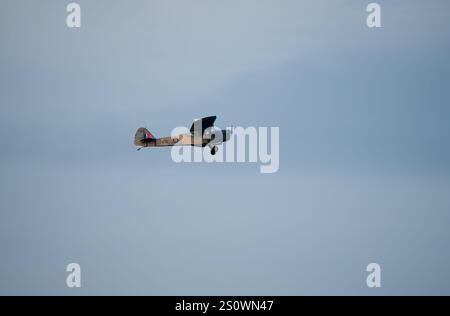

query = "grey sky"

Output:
[[1, 0, 450, 295]]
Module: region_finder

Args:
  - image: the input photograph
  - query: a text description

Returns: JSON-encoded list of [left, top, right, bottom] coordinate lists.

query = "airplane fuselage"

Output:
[[140, 129, 231, 148]]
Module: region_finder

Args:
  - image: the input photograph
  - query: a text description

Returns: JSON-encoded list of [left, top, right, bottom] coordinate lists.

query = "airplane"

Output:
[[134, 116, 232, 155]]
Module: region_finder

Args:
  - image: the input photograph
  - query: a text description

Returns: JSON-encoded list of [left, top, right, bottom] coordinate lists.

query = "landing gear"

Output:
[[210, 146, 218, 155]]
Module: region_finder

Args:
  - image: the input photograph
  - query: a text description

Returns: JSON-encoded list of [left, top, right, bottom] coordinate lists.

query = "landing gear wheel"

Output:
[[211, 146, 218, 155]]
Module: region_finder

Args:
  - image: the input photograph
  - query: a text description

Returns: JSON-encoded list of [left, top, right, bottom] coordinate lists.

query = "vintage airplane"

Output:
[[134, 116, 232, 155]]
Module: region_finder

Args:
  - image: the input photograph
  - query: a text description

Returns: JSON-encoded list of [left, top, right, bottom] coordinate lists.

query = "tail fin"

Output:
[[134, 127, 156, 146]]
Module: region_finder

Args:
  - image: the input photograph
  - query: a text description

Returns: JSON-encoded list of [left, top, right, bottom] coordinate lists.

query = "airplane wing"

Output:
[[190, 116, 216, 135]]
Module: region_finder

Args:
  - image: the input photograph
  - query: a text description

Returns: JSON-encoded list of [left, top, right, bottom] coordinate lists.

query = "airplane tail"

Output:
[[134, 127, 156, 146]]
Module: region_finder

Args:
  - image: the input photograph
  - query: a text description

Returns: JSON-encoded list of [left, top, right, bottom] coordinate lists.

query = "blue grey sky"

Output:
[[1, 0, 450, 295]]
